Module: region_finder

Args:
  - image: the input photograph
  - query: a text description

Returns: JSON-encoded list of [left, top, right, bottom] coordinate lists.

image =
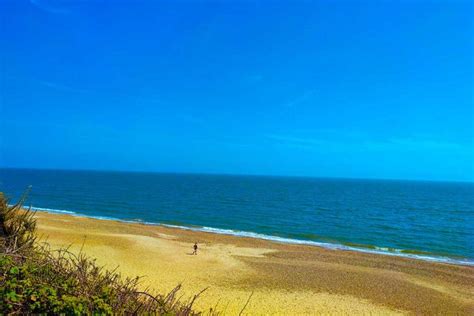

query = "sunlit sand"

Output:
[[36, 212, 474, 315]]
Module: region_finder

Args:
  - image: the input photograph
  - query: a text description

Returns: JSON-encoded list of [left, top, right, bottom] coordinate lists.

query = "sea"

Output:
[[0, 168, 472, 265]]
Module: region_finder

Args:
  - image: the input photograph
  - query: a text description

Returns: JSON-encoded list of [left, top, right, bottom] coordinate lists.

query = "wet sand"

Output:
[[34, 212, 474, 315]]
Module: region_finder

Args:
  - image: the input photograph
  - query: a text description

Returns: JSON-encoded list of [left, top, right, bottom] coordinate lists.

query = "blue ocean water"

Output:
[[0, 168, 473, 265]]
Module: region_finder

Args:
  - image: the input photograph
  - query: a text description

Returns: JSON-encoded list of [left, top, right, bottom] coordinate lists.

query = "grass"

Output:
[[0, 191, 218, 315]]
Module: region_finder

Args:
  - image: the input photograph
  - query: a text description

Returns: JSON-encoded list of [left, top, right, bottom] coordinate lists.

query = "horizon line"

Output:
[[1, 166, 472, 184]]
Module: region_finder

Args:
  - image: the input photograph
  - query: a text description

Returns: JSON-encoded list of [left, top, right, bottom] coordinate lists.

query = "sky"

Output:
[[0, 0, 473, 182]]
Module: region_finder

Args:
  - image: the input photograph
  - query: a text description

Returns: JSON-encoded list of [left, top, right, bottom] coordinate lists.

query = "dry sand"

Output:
[[34, 212, 474, 315]]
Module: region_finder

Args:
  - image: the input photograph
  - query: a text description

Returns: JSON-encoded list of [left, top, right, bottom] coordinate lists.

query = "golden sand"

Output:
[[34, 212, 474, 315]]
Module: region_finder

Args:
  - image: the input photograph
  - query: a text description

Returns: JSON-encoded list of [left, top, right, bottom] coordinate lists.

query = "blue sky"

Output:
[[1, 0, 473, 181]]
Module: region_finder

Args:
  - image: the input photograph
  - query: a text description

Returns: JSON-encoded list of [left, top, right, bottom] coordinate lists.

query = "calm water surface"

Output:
[[1, 169, 472, 264]]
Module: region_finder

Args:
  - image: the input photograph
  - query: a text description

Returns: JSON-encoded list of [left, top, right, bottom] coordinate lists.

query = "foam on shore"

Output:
[[23, 205, 474, 266]]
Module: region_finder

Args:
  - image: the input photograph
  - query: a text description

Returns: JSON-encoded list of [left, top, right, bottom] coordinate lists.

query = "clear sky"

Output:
[[1, 0, 473, 181]]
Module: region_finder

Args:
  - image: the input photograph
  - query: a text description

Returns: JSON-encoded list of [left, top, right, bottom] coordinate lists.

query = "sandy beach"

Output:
[[34, 212, 474, 315]]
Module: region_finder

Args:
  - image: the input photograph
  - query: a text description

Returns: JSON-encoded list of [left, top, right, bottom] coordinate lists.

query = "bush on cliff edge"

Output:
[[0, 192, 212, 315]]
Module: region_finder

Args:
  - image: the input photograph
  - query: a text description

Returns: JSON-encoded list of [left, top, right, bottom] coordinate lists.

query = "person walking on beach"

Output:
[[192, 242, 198, 255]]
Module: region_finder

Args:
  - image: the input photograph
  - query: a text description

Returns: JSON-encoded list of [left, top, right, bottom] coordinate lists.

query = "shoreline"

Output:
[[33, 210, 474, 315], [27, 206, 473, 267]]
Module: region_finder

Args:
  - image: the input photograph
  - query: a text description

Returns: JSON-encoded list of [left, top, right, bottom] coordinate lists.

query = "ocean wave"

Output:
[[160, 224, 474, 266], [12, 205, 77, 215], [20, 205, 474, 267]]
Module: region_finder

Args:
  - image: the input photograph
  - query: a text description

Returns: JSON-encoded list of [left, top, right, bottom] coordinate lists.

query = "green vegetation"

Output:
[[0, 192, 213, 315]]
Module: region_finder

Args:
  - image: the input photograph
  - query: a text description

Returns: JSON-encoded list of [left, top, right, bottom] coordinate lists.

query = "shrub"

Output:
[[0, 191, 214, 315]]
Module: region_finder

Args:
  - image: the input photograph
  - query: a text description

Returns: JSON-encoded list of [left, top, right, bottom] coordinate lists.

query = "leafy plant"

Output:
[[0, 191, 215, 315]]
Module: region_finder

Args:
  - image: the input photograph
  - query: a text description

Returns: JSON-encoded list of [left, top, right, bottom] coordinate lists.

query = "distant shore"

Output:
[[34, 211, 474, 315]]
